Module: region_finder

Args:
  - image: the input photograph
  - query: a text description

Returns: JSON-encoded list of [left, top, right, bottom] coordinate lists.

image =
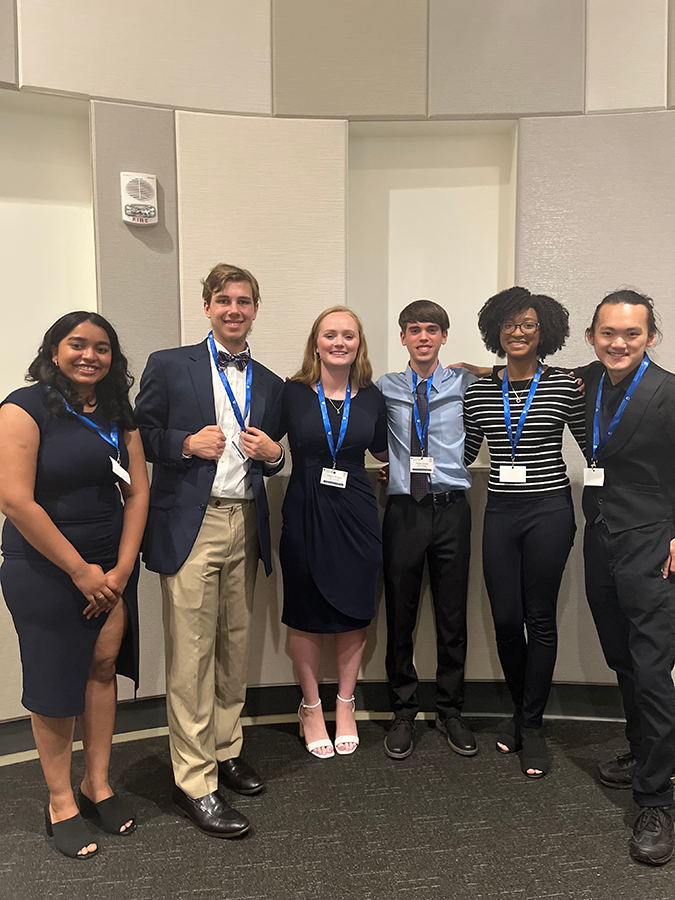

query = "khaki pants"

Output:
[[161, 498, 259, 798]]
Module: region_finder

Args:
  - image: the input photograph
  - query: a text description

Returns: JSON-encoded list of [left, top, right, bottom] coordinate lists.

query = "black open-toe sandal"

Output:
[[78, 789, 137, 835], [44, 805, 98, 859], [520, 725, 549, 778], [496, 715, 522, 754]]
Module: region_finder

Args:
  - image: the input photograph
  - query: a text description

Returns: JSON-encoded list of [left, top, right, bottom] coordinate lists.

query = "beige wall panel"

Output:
[[516, 110, 675, 683], [669, 0, 675, 107], [0, 0, 17, 86], [586, 0, 667, 112], [429, 0, 585, 117], [19, 0, 271, 114], [177, 110, 347, 687], [92, 101, 181, 700], [272, 0, 427, 118]]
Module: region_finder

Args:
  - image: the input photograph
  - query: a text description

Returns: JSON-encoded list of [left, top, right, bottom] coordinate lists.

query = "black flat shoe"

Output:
[[44, 805, 98, 859], [436, 716, 478, 757], [496, 715, 522, 754], [630, 806, 674, 866], [78, 789, 136, 835], [384, 718, 415, 759], [218, 758, 265, 795], [172, 787, 249, 838], [520, 725, 548, 778]]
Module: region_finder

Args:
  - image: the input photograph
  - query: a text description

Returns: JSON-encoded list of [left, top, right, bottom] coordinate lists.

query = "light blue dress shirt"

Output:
[[376, 363, 476, 495]]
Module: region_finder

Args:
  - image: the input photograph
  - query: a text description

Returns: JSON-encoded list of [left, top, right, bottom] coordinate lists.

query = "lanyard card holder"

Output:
[[584, 466, 605, 487], [499, 464, 526, 484], [410, 456, 434, 474], [320, 467, 348, 488]]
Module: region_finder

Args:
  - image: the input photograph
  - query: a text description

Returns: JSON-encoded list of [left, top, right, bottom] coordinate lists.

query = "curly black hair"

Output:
[[477, 286, 570, 359], [27, 311, 136, 431]]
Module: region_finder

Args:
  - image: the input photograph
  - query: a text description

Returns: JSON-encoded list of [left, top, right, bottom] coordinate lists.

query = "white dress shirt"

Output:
[[209, 338, 253, 500]]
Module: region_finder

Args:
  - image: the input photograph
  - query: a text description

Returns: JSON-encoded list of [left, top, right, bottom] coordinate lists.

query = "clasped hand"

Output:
[[184, 425, 280, 463], [72, 563, 121, 619]]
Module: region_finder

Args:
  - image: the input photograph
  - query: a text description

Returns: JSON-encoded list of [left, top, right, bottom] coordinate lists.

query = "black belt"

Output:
[[421, 490, 465, 506]]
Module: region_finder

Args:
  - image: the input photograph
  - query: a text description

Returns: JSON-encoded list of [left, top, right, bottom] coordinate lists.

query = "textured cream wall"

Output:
[[272, 0, 428, 118], [586, 0, 668, 112], [516, 110, 675, 684], [0, 91, 96, 721], [428, 0, 586, 117], [18, 0, 272, 114], [0, 0, 16, 86]]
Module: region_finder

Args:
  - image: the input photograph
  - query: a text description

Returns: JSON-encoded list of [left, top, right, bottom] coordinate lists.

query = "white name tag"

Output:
[[230, 432, 248, 461], [410, 456, 434, 474], [584, 467, 605, 487], [321, 467, 348, 489], [499, 465, 526, 484], [110, 456, 131, 485]]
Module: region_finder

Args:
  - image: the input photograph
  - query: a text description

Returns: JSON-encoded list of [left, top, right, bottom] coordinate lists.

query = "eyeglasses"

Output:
[[501, 321, 540, 335]]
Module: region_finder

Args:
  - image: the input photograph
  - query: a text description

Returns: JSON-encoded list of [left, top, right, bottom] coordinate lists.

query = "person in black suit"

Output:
[[580, 289, 675, 866], [135, 264, 284, 838]]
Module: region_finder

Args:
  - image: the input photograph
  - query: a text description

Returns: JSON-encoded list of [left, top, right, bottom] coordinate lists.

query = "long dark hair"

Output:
[[587, 289, 661, 340], [27, 311, 136, 431]]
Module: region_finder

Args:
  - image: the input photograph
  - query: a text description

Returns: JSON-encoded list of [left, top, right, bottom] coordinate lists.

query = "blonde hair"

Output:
[[292, 306, 373, 389]]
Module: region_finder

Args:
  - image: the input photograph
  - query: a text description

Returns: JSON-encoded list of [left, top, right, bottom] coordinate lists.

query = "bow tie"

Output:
[[217, 349, 251, 372]]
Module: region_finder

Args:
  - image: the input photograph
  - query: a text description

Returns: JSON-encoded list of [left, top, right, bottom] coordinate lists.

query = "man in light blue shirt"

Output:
[[377, 299, 477, 760]]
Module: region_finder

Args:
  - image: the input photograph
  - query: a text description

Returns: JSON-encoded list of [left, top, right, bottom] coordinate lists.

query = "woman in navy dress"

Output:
[[0, 311, 148, 859], [279, 307, 388, 759]]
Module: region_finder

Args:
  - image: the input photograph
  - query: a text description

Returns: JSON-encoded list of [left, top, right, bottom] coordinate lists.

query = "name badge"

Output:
[[110, 456, 131, 485], [410, 456, 434, 474], [584, 467, 605, 487], [230, 432, 248, 461], [499, 465, 526, 484], [321, 467, 348, 489]]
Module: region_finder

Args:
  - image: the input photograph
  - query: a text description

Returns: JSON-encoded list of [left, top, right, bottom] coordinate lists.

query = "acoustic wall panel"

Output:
[[91, 101, 181, 700], [176, 112, 347, 377], [272, 0, 427, 118], [516, 110, 675, 683], [19, 0, 271, 114], [586, 0, 667, 112], [670, 0, 675, 107], [0, 0, 16, 86], [429, 0, 585, 117]]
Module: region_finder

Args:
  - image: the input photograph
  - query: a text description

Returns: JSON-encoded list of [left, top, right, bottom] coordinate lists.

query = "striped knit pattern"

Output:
[[463, 367, 586, 495]]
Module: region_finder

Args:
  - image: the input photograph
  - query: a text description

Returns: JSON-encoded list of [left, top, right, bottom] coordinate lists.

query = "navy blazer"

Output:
[[135, 339, 284, 576]]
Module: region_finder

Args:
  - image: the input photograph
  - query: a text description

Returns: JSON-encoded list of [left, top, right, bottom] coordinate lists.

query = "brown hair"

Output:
[[201, 263, 261, 306], [292, 306, 373, 389], [398, 299, 449, 333]]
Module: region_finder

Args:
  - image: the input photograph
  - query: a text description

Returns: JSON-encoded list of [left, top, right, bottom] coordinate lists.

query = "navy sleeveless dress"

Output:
[[0, 385, 139, 718], [279, 381, 387, 633]]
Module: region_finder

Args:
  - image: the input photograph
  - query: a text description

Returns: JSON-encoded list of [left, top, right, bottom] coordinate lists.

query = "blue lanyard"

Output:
[[49, 388, 120, 460], [316, 380, 351, 467], [411, 370, 432, 455], [502, 363, 542, 460], [208, 331, 252, 431], [592, 355, 650, 463]]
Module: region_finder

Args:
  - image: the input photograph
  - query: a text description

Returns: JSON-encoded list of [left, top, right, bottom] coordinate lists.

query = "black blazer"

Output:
[[578, 359, 675, 532], [135, 339, 283, 576]]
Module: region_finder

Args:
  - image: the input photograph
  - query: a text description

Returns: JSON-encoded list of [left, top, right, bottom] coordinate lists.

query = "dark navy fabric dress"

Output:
[[279, 381, 387, 634], [0, 385, 139, 718]]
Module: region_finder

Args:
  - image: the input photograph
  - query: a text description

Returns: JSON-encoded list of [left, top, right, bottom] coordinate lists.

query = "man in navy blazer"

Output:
[[135, 264, 284, 838]]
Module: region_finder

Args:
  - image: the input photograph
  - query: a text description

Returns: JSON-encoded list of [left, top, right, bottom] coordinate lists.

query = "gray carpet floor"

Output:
[[1, 718, 674, 900]]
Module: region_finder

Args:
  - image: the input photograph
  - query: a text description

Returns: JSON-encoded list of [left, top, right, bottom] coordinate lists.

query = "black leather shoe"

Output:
[[384, 718, 415, 759], [597, 752, 637, 789], [218, 758, 265, 796], [630, 806, 674, 866], [436, 716, 478, 757], [172, 787, 249, 838]]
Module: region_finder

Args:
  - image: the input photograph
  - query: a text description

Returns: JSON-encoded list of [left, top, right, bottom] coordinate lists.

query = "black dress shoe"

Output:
[[384, 718, 415, 759], [218, 758, 265, 796], [436, 716, 478, 757], [597, 752, 637, 789], [630, 806, 674, 866], [172, 787, 249, 838]]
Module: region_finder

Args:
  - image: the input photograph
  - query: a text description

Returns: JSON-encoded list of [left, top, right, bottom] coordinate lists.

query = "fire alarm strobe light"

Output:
[[121, 172, 158, 225]]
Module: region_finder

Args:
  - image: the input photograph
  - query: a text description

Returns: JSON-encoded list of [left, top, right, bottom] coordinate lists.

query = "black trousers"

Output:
[[482, 493, 576, 728], [584, 519, 675, 807], [383, 493, 471, 720]]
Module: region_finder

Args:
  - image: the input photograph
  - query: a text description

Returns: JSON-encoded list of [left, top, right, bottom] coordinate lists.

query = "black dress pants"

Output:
[[383, 493, 471, 721], [482, 492, 576, 728], [584, 519, 675, 807]]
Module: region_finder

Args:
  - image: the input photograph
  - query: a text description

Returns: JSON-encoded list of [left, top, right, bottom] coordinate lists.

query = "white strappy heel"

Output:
[[335, 694, 360, 756], [298, 698, 334, 759]]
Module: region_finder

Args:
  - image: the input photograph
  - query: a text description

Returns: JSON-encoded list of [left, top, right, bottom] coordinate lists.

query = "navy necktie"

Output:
[[217, 349, 250, 372], [410, 379, 429, 503]]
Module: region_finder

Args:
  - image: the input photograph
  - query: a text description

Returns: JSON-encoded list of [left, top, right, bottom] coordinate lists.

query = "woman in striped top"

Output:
[[464, 287, 585, 778]]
